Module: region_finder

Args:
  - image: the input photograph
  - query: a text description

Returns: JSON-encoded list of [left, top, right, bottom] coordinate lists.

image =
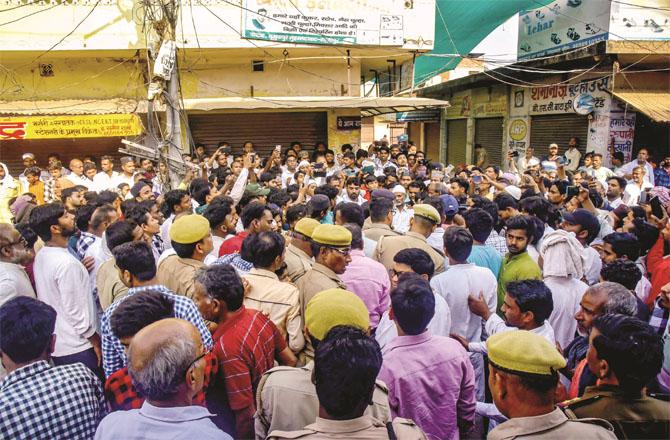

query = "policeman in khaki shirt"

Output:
[[295, 224, 351, 319], [373, 204, 446, 275], [156, 214, 211, 300], [487, 331, 616, 440], [268, 323, 426, 439], [255, 289, 390, 439], [362, 190, 401, 243], [242, 231, 304, 354], [284, 218, 318, 283]]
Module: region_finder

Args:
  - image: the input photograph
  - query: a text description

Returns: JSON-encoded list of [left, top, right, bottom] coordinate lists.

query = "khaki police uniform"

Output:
[[373, 231, 445, 274], [488, 407, 616, 440], [243, 268, 305, 353], [97, 258, 128, 310], [363, 222, 400, 243], [254, 363, 391, 440], [285, 244, 313, 283], [268, 414, 426, 439], [296, 262, 346, 319], [561, 384, 670, 440], [156, 255, 204, 300]]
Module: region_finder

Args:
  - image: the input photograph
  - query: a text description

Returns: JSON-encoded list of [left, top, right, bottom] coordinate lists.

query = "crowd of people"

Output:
[[0, 138, 669, 440]]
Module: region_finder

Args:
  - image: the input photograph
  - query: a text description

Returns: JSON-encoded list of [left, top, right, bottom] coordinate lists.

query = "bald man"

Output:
[[0, 223, 35, 307], [94, 319, 232, 440], [65, 158, 91, 189]]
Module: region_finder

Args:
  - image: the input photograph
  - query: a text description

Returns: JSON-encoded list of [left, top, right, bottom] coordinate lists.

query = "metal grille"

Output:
[[446, 119, 467, 166], [529, 114, 589, 159], [474, 117, 504, 167]]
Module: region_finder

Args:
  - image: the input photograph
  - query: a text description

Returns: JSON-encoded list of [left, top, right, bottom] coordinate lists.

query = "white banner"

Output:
[[609, 0, 670, 41], [518, 0, 611, 60]]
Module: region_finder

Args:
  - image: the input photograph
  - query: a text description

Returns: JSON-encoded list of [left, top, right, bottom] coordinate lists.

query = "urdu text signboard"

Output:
[[0, 114, 143, 141], [241, 0, 435, 49]]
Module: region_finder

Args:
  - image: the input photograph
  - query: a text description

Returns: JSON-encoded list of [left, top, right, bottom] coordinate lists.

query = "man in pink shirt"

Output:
[[378, 273, 476, 440], [339, 223, 391, 330]]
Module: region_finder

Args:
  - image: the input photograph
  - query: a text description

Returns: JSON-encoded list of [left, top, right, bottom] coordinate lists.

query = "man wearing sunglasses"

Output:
[[0, 223, 35, 307]]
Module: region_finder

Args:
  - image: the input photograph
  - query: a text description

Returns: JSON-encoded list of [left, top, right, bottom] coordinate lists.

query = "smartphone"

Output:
[[313, 163, 324, 169], [472, 175, 483, 184], [650, 196, 664, 219], [275, 144, 281, 153], [566, 185, 580, 199], [556, 156, 566, 165], [510, 150, 520, 158], [639, 190, 649, 205]]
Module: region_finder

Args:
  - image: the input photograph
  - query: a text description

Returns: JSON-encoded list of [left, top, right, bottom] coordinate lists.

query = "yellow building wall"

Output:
[[327, 109, 361, 150]]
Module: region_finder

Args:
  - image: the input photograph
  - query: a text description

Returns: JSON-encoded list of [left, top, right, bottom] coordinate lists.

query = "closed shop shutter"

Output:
[[446, 119, 467, 166], [530, 114, 589, 160], [0, 137, 126, 174], [474, 117, 504, 167], [425, 122, 441, 160], [361, 117, 375, 145], [189, 111, 327, 157]]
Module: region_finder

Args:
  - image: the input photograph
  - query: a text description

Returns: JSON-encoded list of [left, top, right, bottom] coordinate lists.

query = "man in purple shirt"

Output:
[[339, 223, 391, 329], [378, 273, 476, 440]]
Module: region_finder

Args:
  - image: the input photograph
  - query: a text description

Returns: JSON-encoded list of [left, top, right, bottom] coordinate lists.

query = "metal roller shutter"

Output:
[[446, 119, 467, 166], [189, 111, 327, 157], [361, 117, 375, 145], [530, 114, 589, 159], [474, 117, 504, 167]]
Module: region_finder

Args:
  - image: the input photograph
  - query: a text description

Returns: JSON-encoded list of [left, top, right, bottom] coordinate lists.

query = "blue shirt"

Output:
[[468, 244, 503, 279], [94, 401, 231, 440]]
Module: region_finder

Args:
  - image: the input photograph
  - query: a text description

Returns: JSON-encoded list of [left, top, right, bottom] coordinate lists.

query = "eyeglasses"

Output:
[[327, 246, 351, 257], [389, 268, 413, 279], [184, 348, 210, 374], [4, 236, 29, 249]]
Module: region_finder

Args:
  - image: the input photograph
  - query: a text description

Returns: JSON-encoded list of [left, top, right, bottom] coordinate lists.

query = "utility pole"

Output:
[[141, 0, 188, 180]]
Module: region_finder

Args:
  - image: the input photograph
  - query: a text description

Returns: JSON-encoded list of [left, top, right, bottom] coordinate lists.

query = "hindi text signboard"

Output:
[[0, 114, 143, 140]]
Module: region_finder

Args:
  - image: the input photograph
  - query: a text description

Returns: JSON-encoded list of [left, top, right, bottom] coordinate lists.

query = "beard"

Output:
[[60, 225, 76, 238]]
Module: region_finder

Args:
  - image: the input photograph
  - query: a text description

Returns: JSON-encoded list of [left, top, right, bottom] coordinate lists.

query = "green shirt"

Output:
[[497, 251, 542, 313]]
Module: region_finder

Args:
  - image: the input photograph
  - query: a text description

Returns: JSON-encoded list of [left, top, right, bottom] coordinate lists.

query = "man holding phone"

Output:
[[622, 166, 653, 206]]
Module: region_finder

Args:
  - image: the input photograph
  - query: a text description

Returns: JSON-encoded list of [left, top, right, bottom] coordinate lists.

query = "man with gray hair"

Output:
[[94, 318, 232, 439], [563, 281, 637, 398]]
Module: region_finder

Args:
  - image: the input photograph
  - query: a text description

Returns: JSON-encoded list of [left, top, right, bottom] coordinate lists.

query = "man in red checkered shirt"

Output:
[[104, 288, 218, 411], [194, 263, 297, 439]]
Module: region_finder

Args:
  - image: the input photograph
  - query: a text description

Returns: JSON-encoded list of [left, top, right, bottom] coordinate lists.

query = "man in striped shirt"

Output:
[[193, 264, 297, 439]]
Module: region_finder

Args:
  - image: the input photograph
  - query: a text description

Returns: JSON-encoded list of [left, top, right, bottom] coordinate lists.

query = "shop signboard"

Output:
[[0, 114, 143, 140], [609, 0, 670, 41], [396, 109, 440, 122], [525, 77, 611, 115], [242, 0, 434, 49], [518, 0, 610, 60], [336, 116, 362, 130]]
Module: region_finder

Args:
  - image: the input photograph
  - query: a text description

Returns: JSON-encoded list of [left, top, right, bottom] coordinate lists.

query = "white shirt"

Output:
[[517, 156, 539, 172], [376, 291, 451, 352], [544, 275, 588, 350], [635, 276, 652, 304], [469, 314, 556, 354], [583, 246, 602, 286], [619, 160, 655, 186], [160, 214, 174, 250], [622, 181, 653, 206], [65, 173, 92, 189], [564, 148, 581, 172], [391, 207, 413, 234], [34, 246, 97, 356], [336, 192, 366, 205], [0, 261, 36, 307], [427, 227, 445, 253], [93, 171, 120, 192], [430, 263, 497, 342], [115, 173, 136, 190]]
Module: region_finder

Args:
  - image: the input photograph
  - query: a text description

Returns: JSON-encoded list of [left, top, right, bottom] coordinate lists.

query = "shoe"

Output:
[[567, 0, 582, 7], [567, 28, 580, 41], [535, 10, 545, 20], [585, 23, 599, 34], [551, 33, 562, 44], [645, 19, 664, 33], [623, 17, 637, 28], [520, 42, 531, 52]]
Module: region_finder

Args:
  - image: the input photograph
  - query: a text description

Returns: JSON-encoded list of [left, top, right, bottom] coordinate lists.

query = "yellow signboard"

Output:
[[0, 114, 143, 140]]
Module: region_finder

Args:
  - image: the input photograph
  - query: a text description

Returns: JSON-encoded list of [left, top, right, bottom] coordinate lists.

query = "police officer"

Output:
[[362, 190, 401, 243], [267, 326, 426, 439], [284, 218, 318, 283], [561, 314, 670, 439], [255, 289, 390, 439], [373, 204, 445, 274], [295, 224, 351, 319], [487, 330, 616, 440]]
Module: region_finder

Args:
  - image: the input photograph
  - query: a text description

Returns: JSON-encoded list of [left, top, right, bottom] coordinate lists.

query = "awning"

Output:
[[0, 99, 140, 116], [612, 91, 670, 123], [179, 96, 450, 117]]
